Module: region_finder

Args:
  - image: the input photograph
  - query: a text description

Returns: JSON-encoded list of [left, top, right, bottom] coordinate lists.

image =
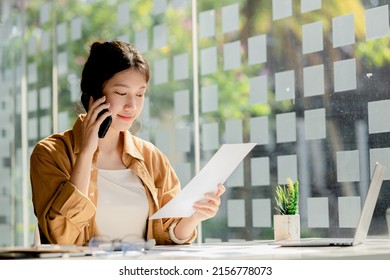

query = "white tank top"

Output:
[[96, 169, 149, 241]]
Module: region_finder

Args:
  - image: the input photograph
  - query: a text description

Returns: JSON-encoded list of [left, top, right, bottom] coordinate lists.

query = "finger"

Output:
[[205, 184, 225, 198], [95, 104, 111, 122], [203, 184, 224, 201], [83, 97, 95, 122], [204, 193, 220, 206], [88, 96, 107, 115], [89, 96, 94, 108], [90, 101, 111, 125], [216, 184, 226, 196], [193, 205, 218, 219], [194, 199, 220, 211]]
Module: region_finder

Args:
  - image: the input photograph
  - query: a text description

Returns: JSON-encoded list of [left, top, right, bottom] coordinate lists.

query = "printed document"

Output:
[[150, 143, 256, 219]]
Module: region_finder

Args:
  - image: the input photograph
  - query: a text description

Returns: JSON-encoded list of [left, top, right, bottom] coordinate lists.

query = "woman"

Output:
[[30, 41, 225, 246]]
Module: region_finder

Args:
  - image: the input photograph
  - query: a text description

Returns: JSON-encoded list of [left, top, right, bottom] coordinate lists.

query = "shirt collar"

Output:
[[122, 129, 144, 161], [73, 114, 84, 155]]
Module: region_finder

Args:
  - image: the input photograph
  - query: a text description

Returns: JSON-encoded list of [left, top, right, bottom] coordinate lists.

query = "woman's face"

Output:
[[102, 68, 147, 133]]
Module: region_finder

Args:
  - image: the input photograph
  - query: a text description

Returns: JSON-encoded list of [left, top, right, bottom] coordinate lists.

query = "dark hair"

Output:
[[80, 41, 150, 111]]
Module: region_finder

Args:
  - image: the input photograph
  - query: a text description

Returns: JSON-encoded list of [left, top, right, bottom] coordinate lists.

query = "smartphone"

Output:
[[97, 108, 112, 138]]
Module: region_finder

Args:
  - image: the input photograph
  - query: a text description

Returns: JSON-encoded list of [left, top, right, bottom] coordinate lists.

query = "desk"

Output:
[[2, 238, 390, 260], [67, 238, 390, 260], [2, 240, 390, 280]]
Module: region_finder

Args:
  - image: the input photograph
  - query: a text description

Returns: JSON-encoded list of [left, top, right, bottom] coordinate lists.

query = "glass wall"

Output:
[[1, 0, 390, 246]]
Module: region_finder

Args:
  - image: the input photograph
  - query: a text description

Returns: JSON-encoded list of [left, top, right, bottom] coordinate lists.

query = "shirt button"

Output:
[[89, 192, 94, 197]]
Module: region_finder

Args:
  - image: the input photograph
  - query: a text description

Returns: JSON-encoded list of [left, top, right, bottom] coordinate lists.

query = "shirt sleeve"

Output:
[[168, 221, 195, 244], [149, 149, 197, 244], [30, 143, 96, 245]]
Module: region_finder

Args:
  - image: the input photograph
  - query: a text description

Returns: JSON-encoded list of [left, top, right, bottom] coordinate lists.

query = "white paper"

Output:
[[149, 143, 256, 219]]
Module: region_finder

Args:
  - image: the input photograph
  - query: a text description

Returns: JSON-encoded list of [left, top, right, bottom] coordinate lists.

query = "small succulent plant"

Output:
[[274, 178, 299, 215]]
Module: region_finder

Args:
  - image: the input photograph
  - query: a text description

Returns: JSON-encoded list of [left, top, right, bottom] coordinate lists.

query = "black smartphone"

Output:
[[97, 108, 112, 138]]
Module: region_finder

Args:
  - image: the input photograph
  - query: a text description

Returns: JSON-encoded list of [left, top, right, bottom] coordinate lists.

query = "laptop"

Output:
[[273, 162, 386, 247]]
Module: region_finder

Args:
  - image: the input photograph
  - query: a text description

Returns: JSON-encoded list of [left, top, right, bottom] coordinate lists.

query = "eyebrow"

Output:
[[113, 83, 147, 89]]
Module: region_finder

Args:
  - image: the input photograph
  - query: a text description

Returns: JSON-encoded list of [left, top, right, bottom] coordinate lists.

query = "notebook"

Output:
[[273, 162, 386, 247]]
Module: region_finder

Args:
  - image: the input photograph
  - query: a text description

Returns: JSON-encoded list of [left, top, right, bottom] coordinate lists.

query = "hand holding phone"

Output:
[[97, 108, 112, 138]]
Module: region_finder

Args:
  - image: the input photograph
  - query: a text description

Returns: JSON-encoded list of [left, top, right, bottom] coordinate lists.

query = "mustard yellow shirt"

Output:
[[30, 114, 196, 246]]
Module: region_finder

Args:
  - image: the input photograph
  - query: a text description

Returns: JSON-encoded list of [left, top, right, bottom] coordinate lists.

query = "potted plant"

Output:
[[273, 178, 300, 241]]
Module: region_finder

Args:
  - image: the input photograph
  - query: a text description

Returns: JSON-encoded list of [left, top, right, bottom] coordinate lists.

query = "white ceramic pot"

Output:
[[273, 214, 300, 241]]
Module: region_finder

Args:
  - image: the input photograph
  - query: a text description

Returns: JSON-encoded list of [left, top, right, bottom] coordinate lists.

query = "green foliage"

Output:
[[274, 178, 299, 215], [356, 38, 390, 68]]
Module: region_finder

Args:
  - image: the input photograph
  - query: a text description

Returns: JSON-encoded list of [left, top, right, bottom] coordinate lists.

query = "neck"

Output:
[[98, 129, 122, 153], [97, 130, 127, 170]]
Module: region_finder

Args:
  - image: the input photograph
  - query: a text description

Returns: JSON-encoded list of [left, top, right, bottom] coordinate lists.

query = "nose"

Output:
[[124, 95, 136, 111]]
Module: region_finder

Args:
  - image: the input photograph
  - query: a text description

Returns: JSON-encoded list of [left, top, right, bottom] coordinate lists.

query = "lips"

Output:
[[117, 114, 134, 121]]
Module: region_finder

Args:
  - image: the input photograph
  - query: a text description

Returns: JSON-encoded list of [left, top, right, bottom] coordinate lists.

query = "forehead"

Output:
[[106, 68, 147, 88]]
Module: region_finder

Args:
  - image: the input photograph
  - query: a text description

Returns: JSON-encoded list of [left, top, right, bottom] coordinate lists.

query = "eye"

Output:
[[115, 92, 127, 96]]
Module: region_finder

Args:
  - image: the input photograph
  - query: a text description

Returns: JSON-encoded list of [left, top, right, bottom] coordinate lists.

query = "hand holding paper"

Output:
[[191, 183, 226, 221], [150, 143, 256, 219]]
